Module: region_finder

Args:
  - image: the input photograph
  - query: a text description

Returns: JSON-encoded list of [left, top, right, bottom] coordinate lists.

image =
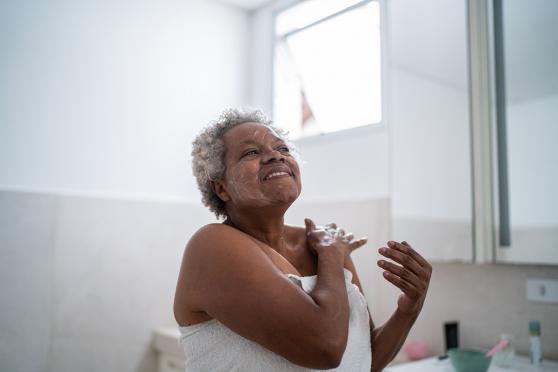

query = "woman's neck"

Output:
[[224, 210, 287, 253]]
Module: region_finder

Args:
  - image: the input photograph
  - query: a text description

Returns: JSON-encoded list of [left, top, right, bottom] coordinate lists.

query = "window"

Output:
[[273, 0, 382, 139]]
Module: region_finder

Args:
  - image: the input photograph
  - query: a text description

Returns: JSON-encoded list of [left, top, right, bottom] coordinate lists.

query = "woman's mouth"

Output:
[[263, 171, 291, 181]]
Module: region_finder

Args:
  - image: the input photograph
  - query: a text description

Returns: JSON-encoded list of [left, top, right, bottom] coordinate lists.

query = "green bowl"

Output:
[[448, 348, 492, 372]]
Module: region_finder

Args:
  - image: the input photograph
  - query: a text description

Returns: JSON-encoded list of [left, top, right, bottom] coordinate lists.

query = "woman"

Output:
[[174, 109, 432, 371]]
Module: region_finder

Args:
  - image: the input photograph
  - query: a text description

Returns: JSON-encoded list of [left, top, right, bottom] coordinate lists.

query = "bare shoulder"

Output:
[[182, 223, 269, 275], [188, 222, 245, 247], [174, 223, 272, 324], [187, 223, 231, 248]]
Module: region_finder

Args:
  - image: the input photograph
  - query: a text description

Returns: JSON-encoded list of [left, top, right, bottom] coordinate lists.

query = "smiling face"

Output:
[[213, 122, 302, 215]]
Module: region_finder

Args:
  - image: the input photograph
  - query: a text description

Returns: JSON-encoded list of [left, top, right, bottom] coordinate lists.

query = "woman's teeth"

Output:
[[264, 172, 289, 180]]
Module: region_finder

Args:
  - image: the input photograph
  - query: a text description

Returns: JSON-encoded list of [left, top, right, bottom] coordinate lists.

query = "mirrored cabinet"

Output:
[[491, 0, 558, 264], [390, 0, 558, 265], [389, 0, 473, 262]]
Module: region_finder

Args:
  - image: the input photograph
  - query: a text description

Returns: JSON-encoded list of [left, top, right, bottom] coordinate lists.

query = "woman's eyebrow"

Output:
[[239, 137, 283, 145]]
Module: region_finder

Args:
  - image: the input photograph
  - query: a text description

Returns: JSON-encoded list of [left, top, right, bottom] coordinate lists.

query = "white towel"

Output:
[[178, 268, 372, 371]]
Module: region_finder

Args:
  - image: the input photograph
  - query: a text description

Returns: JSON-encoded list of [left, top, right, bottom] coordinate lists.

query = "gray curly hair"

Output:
[[191, 108, 293, 219]]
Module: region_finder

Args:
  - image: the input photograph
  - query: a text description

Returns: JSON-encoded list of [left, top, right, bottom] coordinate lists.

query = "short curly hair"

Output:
[[191, 108, 293, 219]]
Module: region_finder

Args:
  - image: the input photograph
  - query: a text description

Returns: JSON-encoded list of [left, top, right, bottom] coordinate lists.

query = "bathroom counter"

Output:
[[385, 356, 558, 372], [152, 326, 181, 356], [153, 326, 558, 372], [152, 327, 184, 372]]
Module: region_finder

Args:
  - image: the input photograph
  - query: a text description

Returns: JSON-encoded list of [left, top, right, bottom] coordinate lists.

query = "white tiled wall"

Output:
[[0, 192, 56, 372], [1, 190, 557, 372], [387, 262, 558, 360], [0, 190, 216, 372]]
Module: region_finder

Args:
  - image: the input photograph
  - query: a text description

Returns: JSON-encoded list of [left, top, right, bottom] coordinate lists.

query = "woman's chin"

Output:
[[265, 189, 300, 207], [240, 186, 301, 210], [271, 193, 298, 205], [280, 187, 301, 201]]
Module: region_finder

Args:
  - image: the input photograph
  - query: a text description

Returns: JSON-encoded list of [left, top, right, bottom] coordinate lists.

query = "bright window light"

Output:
[[273, 0, 382, 139]]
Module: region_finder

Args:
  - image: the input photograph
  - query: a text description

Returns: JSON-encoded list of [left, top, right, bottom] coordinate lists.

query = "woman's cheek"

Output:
[[227, 165, 263, 199]]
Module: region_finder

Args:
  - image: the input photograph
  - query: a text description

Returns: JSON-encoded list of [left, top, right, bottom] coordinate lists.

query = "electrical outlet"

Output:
[[527, 278, 558, 304]]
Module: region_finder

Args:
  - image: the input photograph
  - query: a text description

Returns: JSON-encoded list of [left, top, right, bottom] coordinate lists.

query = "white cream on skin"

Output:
[[221, 124, 302, 210]]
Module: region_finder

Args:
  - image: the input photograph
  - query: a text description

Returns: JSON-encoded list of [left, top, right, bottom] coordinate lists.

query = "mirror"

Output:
[[493, 0, 558, 264], [390, 0, 473, 262]]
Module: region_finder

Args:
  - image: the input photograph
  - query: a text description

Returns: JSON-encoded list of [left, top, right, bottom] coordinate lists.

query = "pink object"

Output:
[[486, 338, 509, 357], [403, 341, 428, 360]]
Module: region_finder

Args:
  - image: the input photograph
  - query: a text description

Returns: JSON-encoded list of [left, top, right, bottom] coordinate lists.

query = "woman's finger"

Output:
[[325, 222, 338, 230], [378, 260, 424, 291], [379, 245, 425, 278], [382, 270, 421, 299], [393, 241, 431, 270], [304, 218, 316, 233], [349, 238, 367, 252], [389, 241, 432, 281], [344, 233, 354, 241]]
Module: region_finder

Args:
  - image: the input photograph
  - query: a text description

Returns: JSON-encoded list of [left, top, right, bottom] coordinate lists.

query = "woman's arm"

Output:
[[343, 241, 431, 372], [372, 240, 432, 371], [174, 220, 366, 370], [369, 308, 419, 371]]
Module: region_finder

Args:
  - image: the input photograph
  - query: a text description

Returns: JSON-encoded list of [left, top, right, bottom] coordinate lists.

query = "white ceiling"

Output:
[[216, 0, 273, 11]]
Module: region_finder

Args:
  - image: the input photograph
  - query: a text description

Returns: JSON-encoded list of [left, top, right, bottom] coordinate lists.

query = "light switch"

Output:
[[527, 278, 558, 304]]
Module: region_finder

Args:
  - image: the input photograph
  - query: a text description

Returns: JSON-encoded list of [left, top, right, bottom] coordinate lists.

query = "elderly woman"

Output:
[[174, 109, 432, 371]]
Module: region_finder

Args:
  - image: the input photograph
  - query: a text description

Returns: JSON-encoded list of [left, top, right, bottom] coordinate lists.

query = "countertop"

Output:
[[152, 326, 182, 357], [385, 356, 558, 372], [153, 326, 558, 372]]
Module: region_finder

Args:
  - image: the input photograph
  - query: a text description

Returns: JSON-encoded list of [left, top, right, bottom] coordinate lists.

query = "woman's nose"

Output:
[[262, 149, 285, 163]]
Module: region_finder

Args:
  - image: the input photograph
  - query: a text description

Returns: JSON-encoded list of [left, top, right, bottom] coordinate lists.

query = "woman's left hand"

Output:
[[377, 241, 432, 316], [306, 221, 367, 256]]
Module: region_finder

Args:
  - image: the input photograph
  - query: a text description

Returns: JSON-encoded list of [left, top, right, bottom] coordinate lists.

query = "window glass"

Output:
[[273, 1, 382, 139]]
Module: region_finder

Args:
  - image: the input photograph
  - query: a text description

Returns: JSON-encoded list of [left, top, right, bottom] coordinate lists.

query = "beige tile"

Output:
[[394, 263, 558, 359], [0, 191, 56, 372]]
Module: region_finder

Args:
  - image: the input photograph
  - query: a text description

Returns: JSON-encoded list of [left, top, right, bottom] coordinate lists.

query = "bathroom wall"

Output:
[[376, 262, 558, 360], [0, 0, 249, 371], [0, 0, 248, 201], [0, 191, 216, 372], [2, 189, 556, 372], [1, 1, 557, 372]]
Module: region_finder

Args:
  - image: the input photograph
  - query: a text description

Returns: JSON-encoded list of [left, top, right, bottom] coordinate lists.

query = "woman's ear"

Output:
[[212, 180, 231, 202]]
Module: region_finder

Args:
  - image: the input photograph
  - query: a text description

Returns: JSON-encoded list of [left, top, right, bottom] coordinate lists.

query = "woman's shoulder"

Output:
[[184, 223, 261, 262], [190, 222, 247, 241], [192, 223, 304, 242], [194, 222, 235, 234]]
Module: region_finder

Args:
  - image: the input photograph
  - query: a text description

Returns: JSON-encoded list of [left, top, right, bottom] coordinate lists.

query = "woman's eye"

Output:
[[241, 149, 258, 158], [278, 146, 290, 153]]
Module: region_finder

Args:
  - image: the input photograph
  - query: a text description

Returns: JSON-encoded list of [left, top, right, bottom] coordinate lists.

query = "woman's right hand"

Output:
[[304, 218, 367, 258]]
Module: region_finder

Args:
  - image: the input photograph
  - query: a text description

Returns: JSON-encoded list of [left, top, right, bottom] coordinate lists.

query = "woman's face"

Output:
[[215, 122, 302, 213]]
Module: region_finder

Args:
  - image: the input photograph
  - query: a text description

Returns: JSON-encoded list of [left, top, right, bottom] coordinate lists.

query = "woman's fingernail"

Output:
[[383, 271, 389, 278], [378, 260, 384, 267], [379, 247, 386, 254]]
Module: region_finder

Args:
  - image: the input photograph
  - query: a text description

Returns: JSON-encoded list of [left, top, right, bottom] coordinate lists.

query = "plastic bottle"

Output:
[[529, 321, 542, 366], [493, 334, 515, 368]]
